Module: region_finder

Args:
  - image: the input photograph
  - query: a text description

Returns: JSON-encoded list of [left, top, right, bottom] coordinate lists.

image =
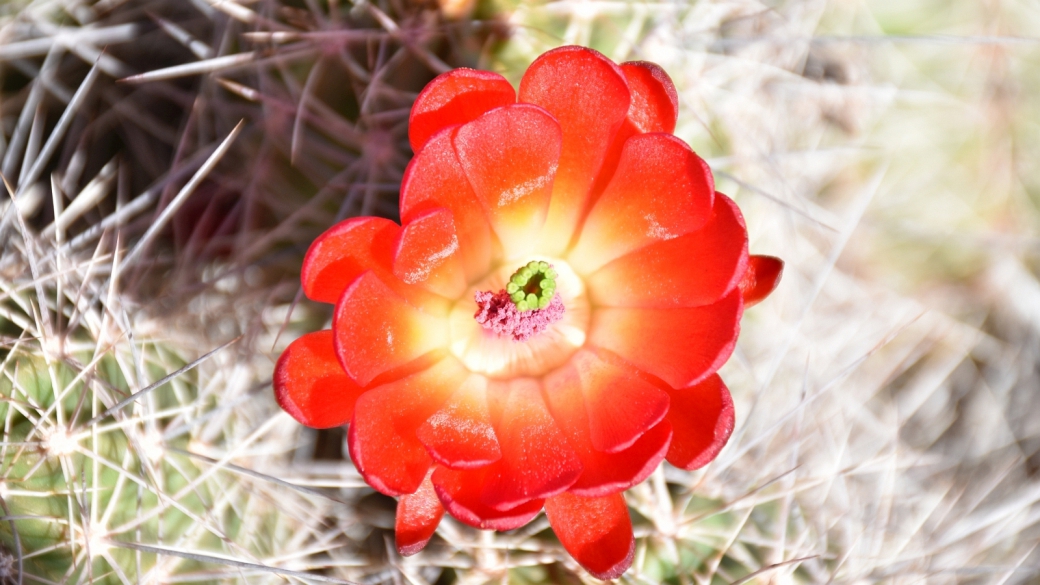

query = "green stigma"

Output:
[[505, 260, 557, 311]]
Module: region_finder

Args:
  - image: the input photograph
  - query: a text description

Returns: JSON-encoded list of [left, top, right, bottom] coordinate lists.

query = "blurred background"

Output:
[[1, 0, 1038, 583]]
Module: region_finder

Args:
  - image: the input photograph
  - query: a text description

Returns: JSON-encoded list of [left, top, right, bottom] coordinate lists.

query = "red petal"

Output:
[[548, 349, 669, 453], [570, 133, 715, 275], [587, 61, 681, 208], [393, 208, 467, 299], [665, 374, 735, 470], [274, 330, 364, 429], [518, 46, 630, 255], [400, 129, 493, 281], [348, 357, 468, 496], [333, 272, 448, 387], [740, 255, 784, 308], [395, 474, 444, 556], [589, 290, 742, 389], [416, 374, 501, 469], [587, 193, 749, 309], [543, 366, 672, 496], [301, 217, 398, 304], [479, 378, 582, 510], [409, 68, 516, 153], [620, 61, 678, 134], [545, 492, 634, 580], [431, 465, 544, 530], [454, 103, 561, 257]]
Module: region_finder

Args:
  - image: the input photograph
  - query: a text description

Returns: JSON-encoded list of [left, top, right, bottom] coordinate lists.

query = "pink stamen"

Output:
[[474, 290, 565, 342]]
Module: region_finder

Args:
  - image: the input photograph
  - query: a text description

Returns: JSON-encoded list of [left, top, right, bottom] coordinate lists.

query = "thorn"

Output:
[[119, 52, 258, 84], [81, 335, 242, 427], [0, 171, 15, 197], [215, 78, 260, 102]]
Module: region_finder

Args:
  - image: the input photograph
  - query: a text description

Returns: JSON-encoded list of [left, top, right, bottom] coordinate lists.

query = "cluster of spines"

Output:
[[506, 261, 557, 311]]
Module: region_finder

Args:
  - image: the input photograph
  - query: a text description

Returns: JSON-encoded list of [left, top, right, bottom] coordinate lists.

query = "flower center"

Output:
[[448, 258, 589, 379], [506, 260, 557, 311], [475, 292, 565, 343], [473, 261, 564, 342]]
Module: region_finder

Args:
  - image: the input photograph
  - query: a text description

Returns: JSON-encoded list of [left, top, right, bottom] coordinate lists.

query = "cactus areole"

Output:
[[274, 46, 783, 579]]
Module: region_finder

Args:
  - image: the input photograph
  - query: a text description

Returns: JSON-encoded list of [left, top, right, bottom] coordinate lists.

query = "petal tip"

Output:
[[740, 255, 784, 308], [665, 375, 735, 470], [585, 538, 635, 581], [397, 539, 432, 557], [409, 67, 516, 152], [274, 330, 361, 429], [545, 492, 634, 581]]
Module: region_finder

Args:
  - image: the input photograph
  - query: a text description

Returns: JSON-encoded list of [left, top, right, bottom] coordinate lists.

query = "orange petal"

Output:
[[416, 374, 501, 469], [454, 103, 561, 258], [274, 330, 364, 429], [395, 474, 444, 556], [740, 255, 784, 308], [408, 68, 516, 153], [479, 378, 582, 511], [543, 372, 671, 497], [348, 357, 468, 496], [431, 465, 545, 530], [393, 208, 467, 299], [589, 290, 742, 389], [518, 46, 630, 255], [333, 272, 448, 387], [570, 133, 715, 275], [400, 129, 494, 282], [547, 349, 669, 453], [545, 492, 635, 580], [665, 374, 735, 470], [301, 217, 398, 304], [587, 193, 749, 309]]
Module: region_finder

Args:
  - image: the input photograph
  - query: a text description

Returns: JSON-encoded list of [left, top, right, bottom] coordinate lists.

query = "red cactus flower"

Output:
[[274, 46, 783, 580]]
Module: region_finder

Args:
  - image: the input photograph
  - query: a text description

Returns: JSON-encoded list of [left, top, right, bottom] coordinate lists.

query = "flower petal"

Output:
[[546, 349, 669, 453], [542, 368, 672, 497], [589, 290, 742, 388], [301, 217, 398, 304], [544, 492, 635, 580], [416, 374, 501, 469], [395, 474, 444, 556], [587, 193, 749, 309], [334, 271, 449, 387], [274, 330, 364, 429], [479, 378, 582, 511], [394, 208, 467, 299], [400, 129, 494, 282], [454, 103, 561, 258], [517, 46, 630, 255], [575, 421, 671, 497], [588, 61, 681, 201], [570, 133, 715, 275], [431, 465, 544, 530], [409, 68, 516, 153], [348, 357, 468, 496], [740, 255, 784, 308], [665, 374, 735, 470], [620, 61, 678, 134]]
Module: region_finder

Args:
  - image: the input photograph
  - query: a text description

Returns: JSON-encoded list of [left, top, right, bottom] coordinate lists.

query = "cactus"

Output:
[[5, 0, 1040, 584], [0, 1, 505, 583]]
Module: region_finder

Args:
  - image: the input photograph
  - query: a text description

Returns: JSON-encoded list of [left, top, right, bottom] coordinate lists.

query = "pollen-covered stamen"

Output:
[[506, 261, 558, 311], [474, 290, 565, 342]]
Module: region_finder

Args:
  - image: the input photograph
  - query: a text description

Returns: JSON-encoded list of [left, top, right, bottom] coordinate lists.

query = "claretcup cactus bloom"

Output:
[[274, 46, 783, 579]]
